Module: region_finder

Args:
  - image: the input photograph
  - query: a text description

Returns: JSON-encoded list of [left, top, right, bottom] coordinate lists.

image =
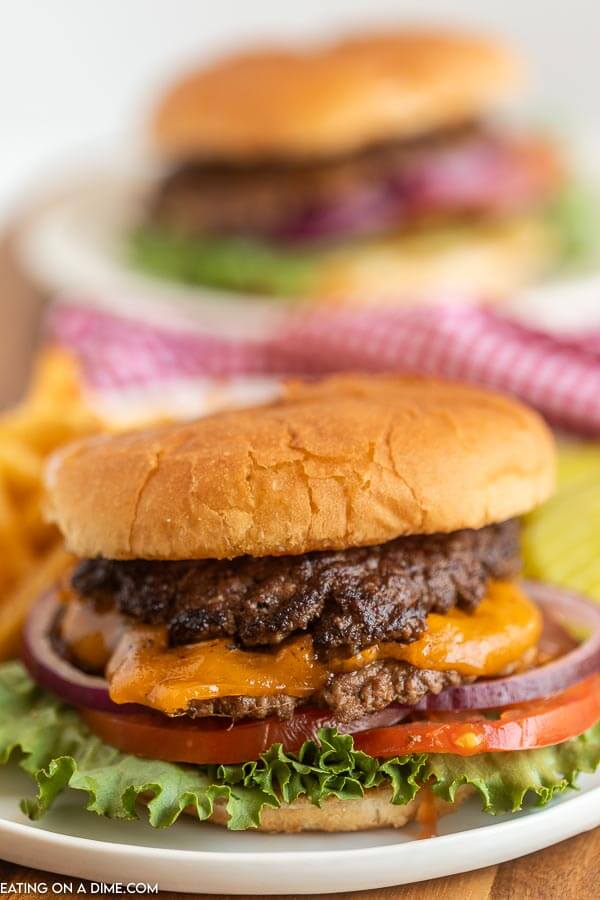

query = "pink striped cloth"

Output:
[[48, 302, 600, 434]]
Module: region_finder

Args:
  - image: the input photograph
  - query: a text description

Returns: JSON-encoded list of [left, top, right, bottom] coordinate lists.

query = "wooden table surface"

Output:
[[0, 824, 599, 898], [1, 227, 599, 899]]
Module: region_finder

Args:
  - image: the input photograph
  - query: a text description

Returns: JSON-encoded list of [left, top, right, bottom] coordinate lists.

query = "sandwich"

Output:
[[2, 375, 600, 832], [130, 29, 579, 306]]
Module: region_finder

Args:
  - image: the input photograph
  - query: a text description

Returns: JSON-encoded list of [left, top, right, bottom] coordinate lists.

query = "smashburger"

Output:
[[130, 29, 569, 304], [5, 376, 600, 833]]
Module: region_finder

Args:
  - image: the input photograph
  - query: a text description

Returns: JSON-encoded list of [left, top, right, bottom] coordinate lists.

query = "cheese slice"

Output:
[[101, 580, 541, 716]]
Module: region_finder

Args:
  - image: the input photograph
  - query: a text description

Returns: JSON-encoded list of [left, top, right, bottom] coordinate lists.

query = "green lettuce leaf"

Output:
[[1, 662, 599, 830], [128, 228, 320, 297], [545, 182, 600, 270]]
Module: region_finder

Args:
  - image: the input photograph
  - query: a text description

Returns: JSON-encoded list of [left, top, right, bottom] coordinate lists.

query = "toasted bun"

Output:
[[141, 784, 470, 832], [210, 787, 419, 832], [153, 29, 521, 161], [207, 784, 471, 832], [46, 375, 555, 560]]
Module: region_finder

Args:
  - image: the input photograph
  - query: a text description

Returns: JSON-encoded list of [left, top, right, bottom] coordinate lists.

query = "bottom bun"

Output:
[[206, 785, 473, 833], [315, 214, 557, 306]]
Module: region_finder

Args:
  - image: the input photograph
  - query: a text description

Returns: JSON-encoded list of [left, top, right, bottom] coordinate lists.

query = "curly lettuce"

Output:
[[1, 662, 599, 830]]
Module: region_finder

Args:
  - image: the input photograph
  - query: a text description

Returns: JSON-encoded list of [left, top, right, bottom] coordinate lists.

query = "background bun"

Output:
[[46, 375, 555, 561], [153, 29, 521, 161], [312, 215, 556, 305]]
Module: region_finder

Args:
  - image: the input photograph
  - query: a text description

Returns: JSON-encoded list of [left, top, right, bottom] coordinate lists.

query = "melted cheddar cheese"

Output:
[[97, 580, 541, 715]]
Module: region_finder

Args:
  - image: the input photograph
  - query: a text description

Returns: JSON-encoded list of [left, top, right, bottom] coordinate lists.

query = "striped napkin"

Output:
[[48, 301, 600, 435]]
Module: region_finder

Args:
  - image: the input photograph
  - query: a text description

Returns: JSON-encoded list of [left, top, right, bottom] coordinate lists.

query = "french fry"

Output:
[[0, 474, 30, 591], [0, 440, 43, 491], [0, 348, 101, 658], [20, 492, 57, 553], [0, 544, 74, 660]]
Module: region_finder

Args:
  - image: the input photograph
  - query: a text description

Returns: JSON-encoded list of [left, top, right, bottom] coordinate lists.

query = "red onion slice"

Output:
[[271, 135, 553, 243], [417, 581, 600, 712], [22, 590, 144, 715]]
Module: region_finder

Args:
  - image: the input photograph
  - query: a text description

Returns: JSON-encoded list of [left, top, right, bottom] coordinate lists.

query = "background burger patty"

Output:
[[186, 661, 467, 722], [72, 520, 520, 660], [149, 123, 482, 239]]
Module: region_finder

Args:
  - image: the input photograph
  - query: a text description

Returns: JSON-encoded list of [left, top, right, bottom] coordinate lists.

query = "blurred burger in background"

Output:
[[131, 28, 571, 307]]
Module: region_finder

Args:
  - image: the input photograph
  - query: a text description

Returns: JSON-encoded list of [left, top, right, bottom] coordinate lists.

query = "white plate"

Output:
[[502, 273, 600, 336], [16, 165, 299, 341], [1, 764, 599, 894]]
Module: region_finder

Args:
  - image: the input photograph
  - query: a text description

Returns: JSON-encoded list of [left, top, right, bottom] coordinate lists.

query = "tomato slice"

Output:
[[355, 675, 600, 758], [81, 676, 600, 765], [80, 705, 406, 765], [80, 706, 335, 765]]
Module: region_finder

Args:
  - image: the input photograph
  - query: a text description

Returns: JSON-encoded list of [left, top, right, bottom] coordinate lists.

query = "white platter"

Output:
[[16, 167, 298, 341], [1, 765, 599, 894]]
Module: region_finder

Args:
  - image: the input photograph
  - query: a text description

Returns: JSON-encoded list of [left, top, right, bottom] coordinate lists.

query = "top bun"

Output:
[[46, 375, 555, 561], [153, 29, 522, 162]]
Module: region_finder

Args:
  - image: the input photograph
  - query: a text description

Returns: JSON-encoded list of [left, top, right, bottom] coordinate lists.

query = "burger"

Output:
[[2, 375, 600, 833], [129, 29, 578, 306]]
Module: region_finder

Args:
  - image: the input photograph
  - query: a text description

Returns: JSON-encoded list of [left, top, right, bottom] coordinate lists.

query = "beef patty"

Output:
[[149, 122, 481, 240], [72, 520, 520, 661], [186, 661, 468, 723]]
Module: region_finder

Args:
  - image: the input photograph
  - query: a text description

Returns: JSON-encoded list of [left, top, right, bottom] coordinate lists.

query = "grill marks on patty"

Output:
[[71, 520, 520, 661]]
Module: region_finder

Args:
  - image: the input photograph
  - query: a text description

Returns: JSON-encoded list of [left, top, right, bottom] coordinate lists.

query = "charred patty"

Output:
[[71, 519, 520, 661]]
